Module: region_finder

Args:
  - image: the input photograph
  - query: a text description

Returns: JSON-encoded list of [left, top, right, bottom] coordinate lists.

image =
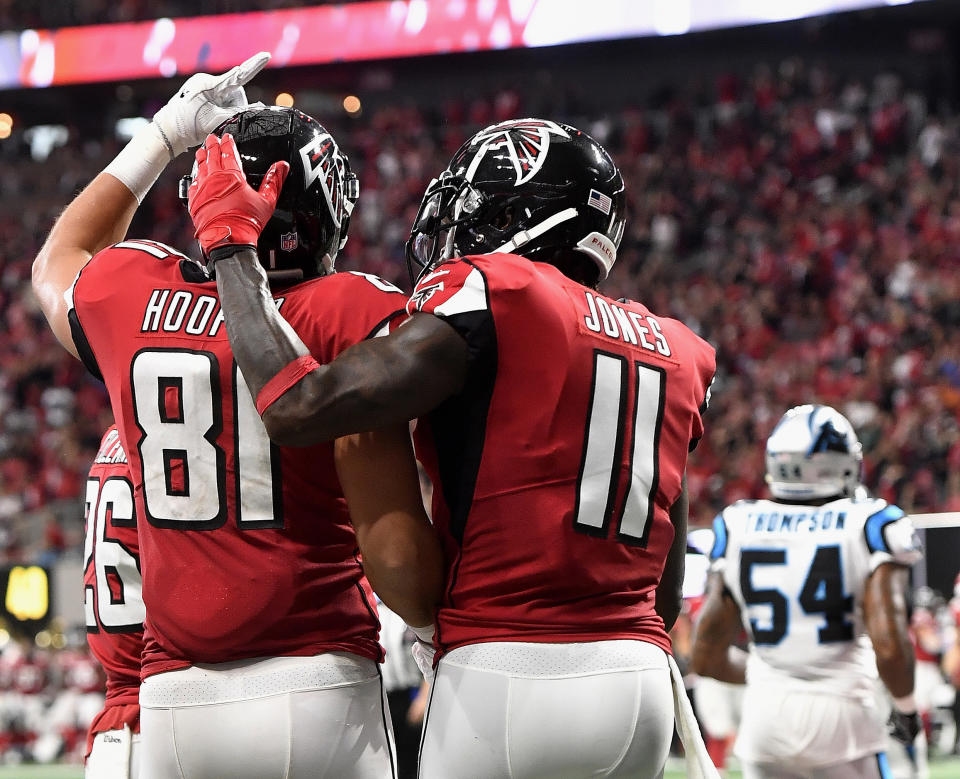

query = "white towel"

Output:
[[668, 654, 722, 779]]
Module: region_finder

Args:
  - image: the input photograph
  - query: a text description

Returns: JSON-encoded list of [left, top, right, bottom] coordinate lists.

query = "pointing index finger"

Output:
[[218, 51, 271, 89]]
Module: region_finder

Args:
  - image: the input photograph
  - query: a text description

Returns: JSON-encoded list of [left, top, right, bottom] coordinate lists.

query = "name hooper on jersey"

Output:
[[140, 289, 285, 337]]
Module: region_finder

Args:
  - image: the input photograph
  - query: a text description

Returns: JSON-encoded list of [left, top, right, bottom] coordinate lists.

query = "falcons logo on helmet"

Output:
[[299, 133, 345, 227], [465, 119, 570, 186]]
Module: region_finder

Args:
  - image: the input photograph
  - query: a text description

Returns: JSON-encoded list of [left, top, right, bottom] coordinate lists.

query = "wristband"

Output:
[[893, 693, 916, 714], [255, 354, 321, 415], [207, 244, 256, 264], [102, 122, 170, 203], [410, 624, 435, 644]]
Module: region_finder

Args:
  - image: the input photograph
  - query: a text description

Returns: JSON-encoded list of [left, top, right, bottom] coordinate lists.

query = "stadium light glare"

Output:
[[115, 116, 150, 142], [343, 95, 362, 115], [275, 92, 295, 107], [0, 0, 935, 88], [653, 0, 692, 36], [24, 125, 69, 160]]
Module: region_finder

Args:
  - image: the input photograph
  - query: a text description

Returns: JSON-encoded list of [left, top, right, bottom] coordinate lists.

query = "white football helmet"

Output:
[[765, 404, 863, 501]]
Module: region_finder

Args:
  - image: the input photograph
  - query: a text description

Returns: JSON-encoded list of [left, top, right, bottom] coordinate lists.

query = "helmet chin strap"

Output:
[[319, 252, 336, 276], [493, 207, 579, 254]]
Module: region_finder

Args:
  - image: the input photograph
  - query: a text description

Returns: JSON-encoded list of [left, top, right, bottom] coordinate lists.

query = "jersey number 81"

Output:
[[131, 348, 281, 530]]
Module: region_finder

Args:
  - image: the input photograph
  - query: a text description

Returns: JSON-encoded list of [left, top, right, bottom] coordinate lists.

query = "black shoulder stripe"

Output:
[[363, 308, 405, 341], [68, 307, 103, 382], [179, 259, 210, 283]]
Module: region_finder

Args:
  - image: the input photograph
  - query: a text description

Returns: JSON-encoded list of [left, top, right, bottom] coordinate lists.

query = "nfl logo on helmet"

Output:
[[280, 232, 298, 251]]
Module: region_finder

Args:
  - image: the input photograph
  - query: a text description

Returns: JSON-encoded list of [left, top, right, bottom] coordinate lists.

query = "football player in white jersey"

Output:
[[691, 404, 923, 778]]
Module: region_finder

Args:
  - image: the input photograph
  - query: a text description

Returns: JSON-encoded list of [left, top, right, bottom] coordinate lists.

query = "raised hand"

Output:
[[188, 132, 289, 259], [152, 52, 271, 159]]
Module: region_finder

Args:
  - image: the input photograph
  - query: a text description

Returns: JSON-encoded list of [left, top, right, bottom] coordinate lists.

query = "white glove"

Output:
[[152, 51, 271, 159], [411, 640, 436, 684]]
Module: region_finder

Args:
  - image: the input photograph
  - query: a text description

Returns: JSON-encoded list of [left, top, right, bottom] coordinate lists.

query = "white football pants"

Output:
[[419, 640, 673, 779], [139, 652, 396, 779], [739, 753, 891, 779]]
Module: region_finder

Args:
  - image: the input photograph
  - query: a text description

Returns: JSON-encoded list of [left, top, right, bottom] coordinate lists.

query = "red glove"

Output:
[[187, 132, 289, 259]]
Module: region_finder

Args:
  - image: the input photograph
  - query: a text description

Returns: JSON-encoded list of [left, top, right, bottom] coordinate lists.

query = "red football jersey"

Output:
[[69, 240, 406, 678], [84, 425, 143, 709], [407, 253, 716, 655]]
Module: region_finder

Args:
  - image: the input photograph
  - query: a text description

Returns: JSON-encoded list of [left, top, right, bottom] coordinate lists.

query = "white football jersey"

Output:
[[710, 496, 922, 703]]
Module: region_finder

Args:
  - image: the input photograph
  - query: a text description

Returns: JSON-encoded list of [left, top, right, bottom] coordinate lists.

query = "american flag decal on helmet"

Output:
[[465, 119, 570, 186], [587, 188, 612, 215]]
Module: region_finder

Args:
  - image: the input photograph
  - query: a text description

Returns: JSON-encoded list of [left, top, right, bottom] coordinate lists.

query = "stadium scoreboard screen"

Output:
[[0, 565, 52, 636]]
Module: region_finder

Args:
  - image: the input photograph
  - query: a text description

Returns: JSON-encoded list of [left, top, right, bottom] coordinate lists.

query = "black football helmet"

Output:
[[179, 106, 359, 279], [405, 118, 626, 285]]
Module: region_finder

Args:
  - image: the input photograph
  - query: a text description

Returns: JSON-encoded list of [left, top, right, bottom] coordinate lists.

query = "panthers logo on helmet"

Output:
[[465, 119, 570, 186], [299, 133, 346, 228]]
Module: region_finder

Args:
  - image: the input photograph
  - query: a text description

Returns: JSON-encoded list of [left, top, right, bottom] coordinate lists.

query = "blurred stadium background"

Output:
[[0, 0, 959, 774]]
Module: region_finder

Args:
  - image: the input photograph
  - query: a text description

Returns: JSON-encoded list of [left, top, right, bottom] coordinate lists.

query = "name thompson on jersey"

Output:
[[710, 489, 921, 699]]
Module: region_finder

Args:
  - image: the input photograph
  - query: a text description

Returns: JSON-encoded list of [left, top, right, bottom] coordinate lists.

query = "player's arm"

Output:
[[32, 53, 270, 357], [217, 253, 467, 444], [690, 572, 748, 684], [655, 474, 688, 631], [864, 562, 916, 701], [32, 176, 140, 357], [334, 425, 444, 629], [864, 562, 921, 745], [189, 132, 468, 445], [862, 507, 923, 744]]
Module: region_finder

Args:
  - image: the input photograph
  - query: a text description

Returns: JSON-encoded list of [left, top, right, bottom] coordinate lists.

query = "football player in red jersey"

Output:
[[32, 57, 443, 778], [194, 119, 717, 778], [82, 425, 144, 778]]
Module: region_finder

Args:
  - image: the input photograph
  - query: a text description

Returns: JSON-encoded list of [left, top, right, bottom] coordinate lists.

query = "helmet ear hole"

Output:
[[490, 205, 515, 232]]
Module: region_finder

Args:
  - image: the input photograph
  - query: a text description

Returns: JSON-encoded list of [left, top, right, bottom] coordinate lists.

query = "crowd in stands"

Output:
[[0, 636, 103, 765], [0, 10, 957, 767], [7, 55, 957, 547]]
